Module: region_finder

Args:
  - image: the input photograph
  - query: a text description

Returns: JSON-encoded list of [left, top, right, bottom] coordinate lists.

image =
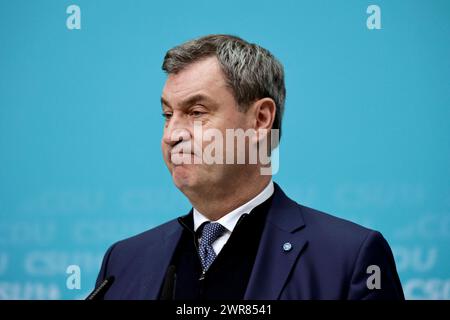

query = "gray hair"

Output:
[[162, 34, 286, 141]]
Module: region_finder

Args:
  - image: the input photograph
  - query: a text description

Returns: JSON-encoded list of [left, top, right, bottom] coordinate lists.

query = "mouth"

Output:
[[170, 149, 197, 157], [170, 151, 197, 166]]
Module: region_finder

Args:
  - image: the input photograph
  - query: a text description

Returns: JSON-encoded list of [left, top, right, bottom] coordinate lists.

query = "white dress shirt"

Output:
[[193, 180, 274, 255]]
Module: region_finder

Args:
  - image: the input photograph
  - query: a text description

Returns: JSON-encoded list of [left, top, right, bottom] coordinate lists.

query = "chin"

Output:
[[172, 165, 197, 190]]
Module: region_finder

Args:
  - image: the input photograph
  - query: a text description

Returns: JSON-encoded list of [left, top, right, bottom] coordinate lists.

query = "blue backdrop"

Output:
[[0, 0, 449, 299]]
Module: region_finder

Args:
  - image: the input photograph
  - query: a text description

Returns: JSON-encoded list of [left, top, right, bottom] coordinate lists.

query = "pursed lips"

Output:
[[169, 148, 198, 165], [170, 141, 200, 157]]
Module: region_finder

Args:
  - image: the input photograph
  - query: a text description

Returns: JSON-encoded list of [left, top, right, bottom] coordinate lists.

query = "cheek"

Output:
[[227, 110, 250, 128], [207, 115, 241, 134]]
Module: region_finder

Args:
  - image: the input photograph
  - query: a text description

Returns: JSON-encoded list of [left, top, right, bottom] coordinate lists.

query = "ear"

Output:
[[251, 98, 276, 142]]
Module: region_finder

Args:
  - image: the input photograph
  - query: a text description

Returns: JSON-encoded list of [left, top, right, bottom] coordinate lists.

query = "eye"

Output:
[[161, 112, 172, 120], [190, 110, 205, 118]]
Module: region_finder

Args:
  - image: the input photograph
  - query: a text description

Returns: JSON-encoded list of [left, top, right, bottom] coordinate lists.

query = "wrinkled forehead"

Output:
[[161, 56, 229, 105]]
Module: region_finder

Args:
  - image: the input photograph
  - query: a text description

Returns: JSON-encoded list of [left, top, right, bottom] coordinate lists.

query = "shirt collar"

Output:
[[193, 180, 274, 233]]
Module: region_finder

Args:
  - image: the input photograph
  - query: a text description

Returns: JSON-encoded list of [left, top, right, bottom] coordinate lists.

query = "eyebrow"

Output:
[[161, 94, 216, 110]]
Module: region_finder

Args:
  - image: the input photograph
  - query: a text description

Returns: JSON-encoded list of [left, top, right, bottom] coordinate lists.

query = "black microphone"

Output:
[[86, 276, 115, 300], [160, 265, 177, 300]]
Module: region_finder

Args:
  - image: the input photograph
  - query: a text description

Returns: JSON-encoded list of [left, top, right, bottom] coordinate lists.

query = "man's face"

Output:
[[161, 56, 253, 195]]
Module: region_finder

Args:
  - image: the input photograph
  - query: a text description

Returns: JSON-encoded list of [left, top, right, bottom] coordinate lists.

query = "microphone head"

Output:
[[160, 265, 177, 300]]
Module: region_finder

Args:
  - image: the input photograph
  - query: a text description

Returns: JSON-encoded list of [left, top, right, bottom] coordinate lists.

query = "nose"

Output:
[[162, 113, 192, 148]]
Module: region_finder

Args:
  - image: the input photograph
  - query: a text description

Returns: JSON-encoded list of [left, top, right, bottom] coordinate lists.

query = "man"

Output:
[[94, 35, 404, 300]]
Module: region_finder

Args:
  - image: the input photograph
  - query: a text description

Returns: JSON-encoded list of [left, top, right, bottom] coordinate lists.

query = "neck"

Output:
[[185, 175, 272, 221]]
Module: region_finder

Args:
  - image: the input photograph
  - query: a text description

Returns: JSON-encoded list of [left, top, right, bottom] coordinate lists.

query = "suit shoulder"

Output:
[[297, 203, 375, 245], [111, 217, 181, 252]]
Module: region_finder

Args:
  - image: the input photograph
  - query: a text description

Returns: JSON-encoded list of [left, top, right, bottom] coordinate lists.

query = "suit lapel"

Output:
[[245, 184, 308, 299], [137, 224, 183, 299]]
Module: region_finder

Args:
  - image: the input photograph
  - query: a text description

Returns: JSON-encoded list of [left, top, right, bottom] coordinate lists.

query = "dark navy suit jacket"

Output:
[[96, 183, 404, 299]]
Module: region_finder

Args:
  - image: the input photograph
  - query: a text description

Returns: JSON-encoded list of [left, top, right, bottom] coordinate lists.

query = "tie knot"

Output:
[[200, 222, 226, 245]]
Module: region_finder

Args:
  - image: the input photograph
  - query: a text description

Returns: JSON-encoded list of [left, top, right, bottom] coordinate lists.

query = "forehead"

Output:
[[162, 56, 229, 104]]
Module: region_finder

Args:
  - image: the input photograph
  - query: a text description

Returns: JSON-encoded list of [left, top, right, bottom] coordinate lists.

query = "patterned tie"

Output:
[[198, 222, 227, 272]]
